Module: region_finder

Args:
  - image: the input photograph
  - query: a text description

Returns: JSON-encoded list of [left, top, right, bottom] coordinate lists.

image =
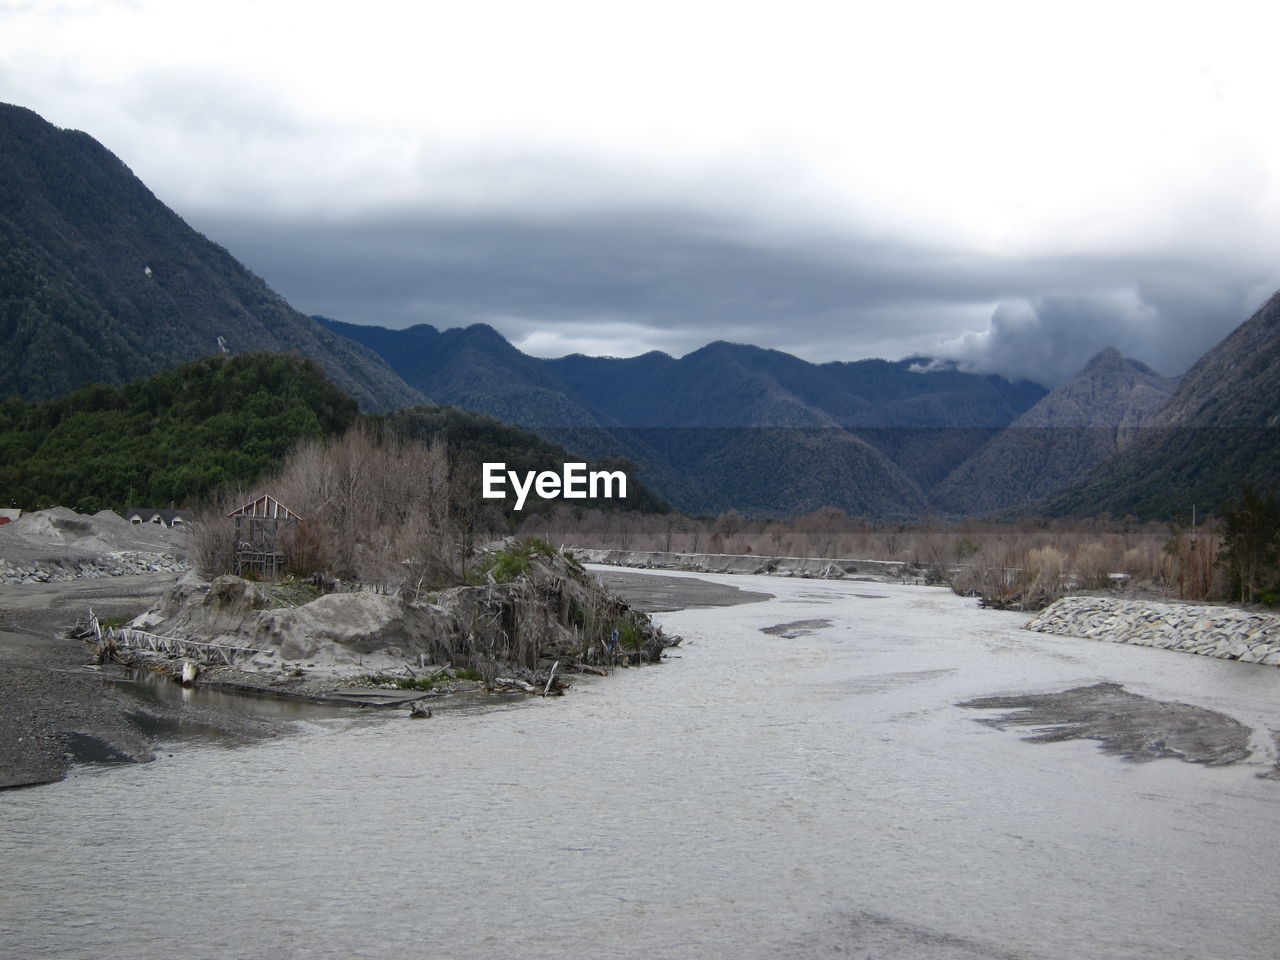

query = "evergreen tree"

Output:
[[1218, 484, 1280, 604]]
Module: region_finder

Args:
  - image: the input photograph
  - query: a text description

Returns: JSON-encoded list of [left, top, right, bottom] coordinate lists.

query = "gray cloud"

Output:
[[189, 207, 1272, 387], [7, 0, 1278, 396], [939, 279, 1260, 385]]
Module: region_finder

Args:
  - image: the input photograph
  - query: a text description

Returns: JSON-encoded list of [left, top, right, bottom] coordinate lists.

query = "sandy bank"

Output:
[[961, 682, 1257, 767], [589, 566, 773, 612], [1, 558, 760, 789], [573, 548, 915, 581], [0, 573, 278, 789]]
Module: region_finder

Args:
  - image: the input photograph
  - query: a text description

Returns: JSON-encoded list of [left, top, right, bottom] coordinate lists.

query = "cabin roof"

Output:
[[226, 494, 301, 521]]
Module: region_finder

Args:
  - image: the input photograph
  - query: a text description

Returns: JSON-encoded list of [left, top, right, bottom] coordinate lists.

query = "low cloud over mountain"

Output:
[[197, 209, 1269, 388]]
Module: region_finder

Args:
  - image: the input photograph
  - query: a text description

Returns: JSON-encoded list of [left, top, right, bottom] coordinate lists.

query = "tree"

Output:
[[1218, 484, 1280, 604]]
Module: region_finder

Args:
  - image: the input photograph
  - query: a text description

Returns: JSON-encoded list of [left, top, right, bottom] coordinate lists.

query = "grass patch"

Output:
[[478, 537, 561, 584], [485, 549, 531, 583], [361, 667, 480, 691], [267, 578, 324, 608], [616, 616, 644, 651]]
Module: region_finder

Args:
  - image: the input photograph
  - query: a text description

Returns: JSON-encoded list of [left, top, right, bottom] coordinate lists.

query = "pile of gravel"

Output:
[[0, 507, 190, 585]]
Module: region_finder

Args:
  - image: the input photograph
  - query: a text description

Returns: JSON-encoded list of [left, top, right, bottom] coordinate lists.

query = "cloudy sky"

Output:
[[4, 0, 1279, 384]]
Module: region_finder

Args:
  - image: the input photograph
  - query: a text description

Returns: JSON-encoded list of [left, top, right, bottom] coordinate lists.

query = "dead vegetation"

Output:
[[186, 427, 1240, 619], [526, 506, 1230, 611], [191, 425, 504, 591], [171, 425, 672, 685]]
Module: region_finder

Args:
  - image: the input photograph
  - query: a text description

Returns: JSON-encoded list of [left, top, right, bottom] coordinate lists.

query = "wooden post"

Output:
[[543, 661, 559, 697]]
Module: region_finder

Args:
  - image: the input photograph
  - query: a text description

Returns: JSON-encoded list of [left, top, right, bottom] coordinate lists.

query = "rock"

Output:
[[1029, 596, 1280, 668]]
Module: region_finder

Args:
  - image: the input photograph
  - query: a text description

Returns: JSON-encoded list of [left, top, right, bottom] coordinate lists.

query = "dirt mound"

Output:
[[0, 507, 189, 584], [130, 543, 676, 678]]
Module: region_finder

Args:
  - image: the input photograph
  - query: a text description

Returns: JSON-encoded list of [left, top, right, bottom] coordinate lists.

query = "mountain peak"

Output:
[[1081, 347, 1163, 380], [460, 322, 504, 339], [1083, 346, 1124, 370], [1048, 288, 1280, 517], [931, 342, 1179, 514]]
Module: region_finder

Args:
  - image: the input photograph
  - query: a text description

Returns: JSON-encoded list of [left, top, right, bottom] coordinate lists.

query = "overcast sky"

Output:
[[4, 0, 1279, 385]]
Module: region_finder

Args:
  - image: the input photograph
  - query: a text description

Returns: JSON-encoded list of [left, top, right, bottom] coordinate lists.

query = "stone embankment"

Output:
[[1027, 596, 1280, 666], [572, 549, 912, 580], [0, 552, 188, 585]]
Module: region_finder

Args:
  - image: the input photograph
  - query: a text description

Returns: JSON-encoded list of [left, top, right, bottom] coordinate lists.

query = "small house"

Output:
[[158, 509, 193, 527], [125, 507, 194, 528], [226, 495, 302, 580], [125, 507, 161, 525]]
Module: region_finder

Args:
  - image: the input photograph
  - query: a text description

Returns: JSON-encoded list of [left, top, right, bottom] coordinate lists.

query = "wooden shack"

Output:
[[227, 495, 301, 580]]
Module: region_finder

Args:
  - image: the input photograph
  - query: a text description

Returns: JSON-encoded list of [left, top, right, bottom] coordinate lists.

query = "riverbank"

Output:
[[573, 547, 914, 580], [1028, 595, 1280, 666], [0, 566, 768, 789], [0, 573, 276, 789], [590, 566, 773, 611]]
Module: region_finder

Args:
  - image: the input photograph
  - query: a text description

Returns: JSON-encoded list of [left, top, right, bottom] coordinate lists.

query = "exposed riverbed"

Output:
[[2, 569, 1278, 959]]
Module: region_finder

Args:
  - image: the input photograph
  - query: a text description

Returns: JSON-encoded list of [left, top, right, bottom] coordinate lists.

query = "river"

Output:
[[2, 570, 1278, 959]]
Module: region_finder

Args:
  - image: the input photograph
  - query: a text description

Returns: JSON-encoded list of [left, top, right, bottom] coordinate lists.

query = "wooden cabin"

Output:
[[226, 495, 301, 580]]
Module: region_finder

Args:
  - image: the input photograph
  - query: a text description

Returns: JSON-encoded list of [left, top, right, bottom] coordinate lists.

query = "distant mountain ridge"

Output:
[[323, 308, 1280, 521], [319, 318, 1045, 428], [0, 103, 422, 411], [319, 316, 1048, 516]]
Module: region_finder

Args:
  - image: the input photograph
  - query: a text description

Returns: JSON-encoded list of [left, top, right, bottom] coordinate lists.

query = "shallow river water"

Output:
[[3, 570, 1279, 959]]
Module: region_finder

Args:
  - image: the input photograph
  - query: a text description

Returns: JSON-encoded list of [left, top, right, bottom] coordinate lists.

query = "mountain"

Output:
[[0, 352, 665, 516], [319, 317, 1047, 517], [933, 347, 1178, 514], [0, 103, 422, 411], [1048, 292, 1280, 519]]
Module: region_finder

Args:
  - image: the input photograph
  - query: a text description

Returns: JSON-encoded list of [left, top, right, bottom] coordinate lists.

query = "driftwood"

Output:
[[494, 677, 537, 693], [492, 671, 569, 696], [95, 637, 120, 664], [571, 661, 609, 677]]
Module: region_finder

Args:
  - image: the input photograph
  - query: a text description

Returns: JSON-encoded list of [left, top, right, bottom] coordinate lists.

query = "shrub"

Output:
[[1073, 541, 1113, 590]]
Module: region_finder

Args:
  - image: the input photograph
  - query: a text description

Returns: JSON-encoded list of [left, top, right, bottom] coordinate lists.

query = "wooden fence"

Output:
[[88, 610, 258, 666]]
